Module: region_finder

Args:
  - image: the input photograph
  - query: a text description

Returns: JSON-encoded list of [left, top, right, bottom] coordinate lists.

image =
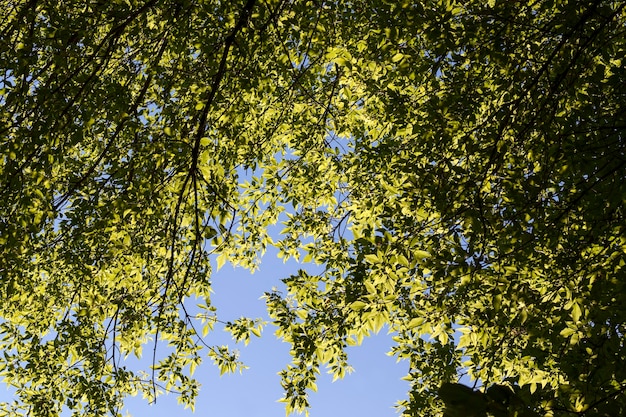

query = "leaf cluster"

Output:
[[2, 0, 626, 416]]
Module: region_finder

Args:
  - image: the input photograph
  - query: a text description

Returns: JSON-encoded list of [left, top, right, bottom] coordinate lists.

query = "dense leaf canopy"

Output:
[[1, 0, 625, 416]]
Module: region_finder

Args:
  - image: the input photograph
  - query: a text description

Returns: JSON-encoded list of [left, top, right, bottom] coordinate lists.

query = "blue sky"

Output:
[[0, 182, 411, 416], [121, 247, 410, 417], [0, 241, 409, 417], [0, 252, 411, 417]]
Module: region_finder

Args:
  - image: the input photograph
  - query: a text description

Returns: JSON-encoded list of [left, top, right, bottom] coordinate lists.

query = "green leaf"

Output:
[[364, 254, 380, 264], [216, 253, 227, 270], [350, 301, 368, 311]]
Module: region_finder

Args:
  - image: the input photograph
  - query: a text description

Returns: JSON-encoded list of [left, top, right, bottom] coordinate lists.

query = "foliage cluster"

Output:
[[1, 0, 625, 416]]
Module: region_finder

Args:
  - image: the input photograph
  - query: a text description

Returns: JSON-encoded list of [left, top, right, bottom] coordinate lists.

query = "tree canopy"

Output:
[[1, 0, 626, 416]]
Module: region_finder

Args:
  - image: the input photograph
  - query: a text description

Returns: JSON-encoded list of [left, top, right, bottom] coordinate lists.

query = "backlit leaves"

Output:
[[2, 0, 626, 416]]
